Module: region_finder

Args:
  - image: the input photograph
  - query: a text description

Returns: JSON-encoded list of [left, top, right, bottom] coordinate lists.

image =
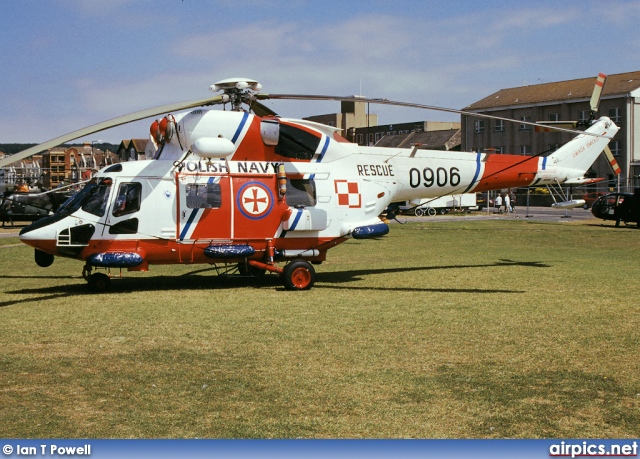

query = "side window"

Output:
[[113, 182, 142, 217], [275, 124, 321, 160], [286, 179, 316, 207], [186, 182, 222, 209]]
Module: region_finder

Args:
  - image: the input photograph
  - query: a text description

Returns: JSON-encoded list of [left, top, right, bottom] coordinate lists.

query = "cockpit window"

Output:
[[81, 178, 112, 217], [275, 124, 321, 160], [113, 182, 142, 217], [56, 177, 112, 217]]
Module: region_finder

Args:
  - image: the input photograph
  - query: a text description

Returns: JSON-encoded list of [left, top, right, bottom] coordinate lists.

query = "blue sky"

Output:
[[1, 0, 640, 144]]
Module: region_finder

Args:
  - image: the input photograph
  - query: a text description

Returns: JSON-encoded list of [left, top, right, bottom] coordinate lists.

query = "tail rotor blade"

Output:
[[603, 145, 621, 175]]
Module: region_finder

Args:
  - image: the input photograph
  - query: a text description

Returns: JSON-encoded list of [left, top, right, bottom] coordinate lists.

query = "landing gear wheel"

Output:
[[237, 262, 266, 278], [87, 273, 111, 292], [34, 249, 54, 268], [282, 259, 315, 290]]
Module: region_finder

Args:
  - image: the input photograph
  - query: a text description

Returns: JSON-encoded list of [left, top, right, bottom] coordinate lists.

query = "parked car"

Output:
[[581, 192, 608, 209], [476, 192, 494, 210]]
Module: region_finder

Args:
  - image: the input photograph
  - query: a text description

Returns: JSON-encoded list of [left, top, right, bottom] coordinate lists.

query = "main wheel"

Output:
[[87, 272, 111, 292], [237, 262, 266, 278], [282, 259, 315, 290]]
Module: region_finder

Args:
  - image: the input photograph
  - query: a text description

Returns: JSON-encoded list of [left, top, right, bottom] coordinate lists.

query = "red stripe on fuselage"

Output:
[[474, 154, 538, 192], [23, 236, 347, 266]]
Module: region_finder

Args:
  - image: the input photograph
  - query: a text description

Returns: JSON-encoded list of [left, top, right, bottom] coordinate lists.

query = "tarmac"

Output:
[[394, 205, 599, 224]]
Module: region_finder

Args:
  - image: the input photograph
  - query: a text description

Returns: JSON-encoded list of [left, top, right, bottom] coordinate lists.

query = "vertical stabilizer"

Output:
[[547, 117, 619, 174]]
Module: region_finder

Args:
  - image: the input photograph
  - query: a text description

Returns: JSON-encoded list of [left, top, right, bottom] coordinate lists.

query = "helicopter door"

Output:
[[104, 180, 143, 236], [232, 176, 286, 239], [177, 175, 231, 243]]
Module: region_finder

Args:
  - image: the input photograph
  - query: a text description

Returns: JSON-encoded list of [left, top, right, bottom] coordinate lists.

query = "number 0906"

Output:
[[409, 167, 460, 188]]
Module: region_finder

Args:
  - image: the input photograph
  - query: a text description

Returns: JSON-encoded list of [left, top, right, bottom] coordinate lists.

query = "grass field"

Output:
[[1, 218, 639, 438]]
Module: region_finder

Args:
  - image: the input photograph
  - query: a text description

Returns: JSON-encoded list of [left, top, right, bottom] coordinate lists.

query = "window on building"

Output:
[[474, 120, 485, 134], [520, 116, 532, 130], [549, 113, 560, 122], [356, 134, 363, 144], [610, 140, 621, 157], [579, 110, 590, 122], [494, 120, 505, 132], [520, 145, 532, 155], [609, 108, 622, 124]]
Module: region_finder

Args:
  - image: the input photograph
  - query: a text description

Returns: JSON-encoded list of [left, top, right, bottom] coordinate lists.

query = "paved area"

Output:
[[392, 206, 598, 224]]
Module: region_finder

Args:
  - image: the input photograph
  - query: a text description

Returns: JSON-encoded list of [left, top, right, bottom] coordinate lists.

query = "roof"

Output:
[[118, 139, 148, 152], [130, 139, 148, 152], [375, 129, 460, 150], [464, 70, 640, 111]]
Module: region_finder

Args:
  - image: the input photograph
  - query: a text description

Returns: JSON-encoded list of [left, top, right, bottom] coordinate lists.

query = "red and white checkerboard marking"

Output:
[[334, 180, 361, 208]]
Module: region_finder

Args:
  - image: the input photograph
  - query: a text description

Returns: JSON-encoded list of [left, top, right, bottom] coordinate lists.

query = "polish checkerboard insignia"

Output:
[[334, 180, 361, 208]]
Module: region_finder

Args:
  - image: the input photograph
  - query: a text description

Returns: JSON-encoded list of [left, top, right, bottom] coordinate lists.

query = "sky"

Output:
[[1, 0, 640, 144]]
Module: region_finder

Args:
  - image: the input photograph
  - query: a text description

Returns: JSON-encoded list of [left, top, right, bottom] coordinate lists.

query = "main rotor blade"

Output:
[[255, 93, 609, 138], [0, 95, 226, 168], [249, 100, 278, 117], [590, 73, 607, 113]]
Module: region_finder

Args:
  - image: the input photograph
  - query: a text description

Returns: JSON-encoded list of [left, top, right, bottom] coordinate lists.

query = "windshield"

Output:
[[56, 177, 113, 217]]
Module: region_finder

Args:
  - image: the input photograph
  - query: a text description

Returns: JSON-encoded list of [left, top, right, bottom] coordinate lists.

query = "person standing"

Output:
[[504, 192, 511, 213], [509, 189, 516, 212], [495, 193, 503, 213]]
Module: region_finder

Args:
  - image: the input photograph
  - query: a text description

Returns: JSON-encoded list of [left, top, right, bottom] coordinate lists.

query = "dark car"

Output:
[[581, 191, 608, 209], [591, 191, 640, 227], [476, 192, 494, 210]]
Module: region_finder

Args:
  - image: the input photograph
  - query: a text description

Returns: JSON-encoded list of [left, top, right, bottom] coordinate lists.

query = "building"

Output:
[[304, 97, 378, 144], [374, 127, 461, 151], [0, 153, 43, 189], [357, 121, 461, 148], [461, 70, 640, 190], [41, 144, 118, 188], [117, 139, 151, 162]]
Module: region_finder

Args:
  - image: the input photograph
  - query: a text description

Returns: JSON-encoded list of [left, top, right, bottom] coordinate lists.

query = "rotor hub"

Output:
[[210, 78, 262, 111]]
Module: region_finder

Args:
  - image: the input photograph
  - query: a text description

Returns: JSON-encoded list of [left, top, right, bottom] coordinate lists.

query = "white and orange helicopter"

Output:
[[0, 76, 619, 291]]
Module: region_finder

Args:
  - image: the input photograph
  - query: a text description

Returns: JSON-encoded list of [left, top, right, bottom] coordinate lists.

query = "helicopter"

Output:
[[0, 77, 619, 291], [590, 190, 640, 227]]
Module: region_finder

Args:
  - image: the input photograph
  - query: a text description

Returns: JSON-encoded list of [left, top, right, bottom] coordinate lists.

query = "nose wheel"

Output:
[[282, 259, 315, 290], [83, 265, 111, 292]]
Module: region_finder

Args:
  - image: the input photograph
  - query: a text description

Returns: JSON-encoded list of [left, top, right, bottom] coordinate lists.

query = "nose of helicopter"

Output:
[[18, 213, 65, 251]]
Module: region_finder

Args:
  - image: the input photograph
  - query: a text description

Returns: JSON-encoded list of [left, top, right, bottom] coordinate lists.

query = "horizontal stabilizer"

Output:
[[551, 199, 586, 209], [563, 177, 605, 185]]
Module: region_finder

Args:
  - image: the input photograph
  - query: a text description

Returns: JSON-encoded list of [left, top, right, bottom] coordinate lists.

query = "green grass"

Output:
[[1, 218, 639, 438]]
